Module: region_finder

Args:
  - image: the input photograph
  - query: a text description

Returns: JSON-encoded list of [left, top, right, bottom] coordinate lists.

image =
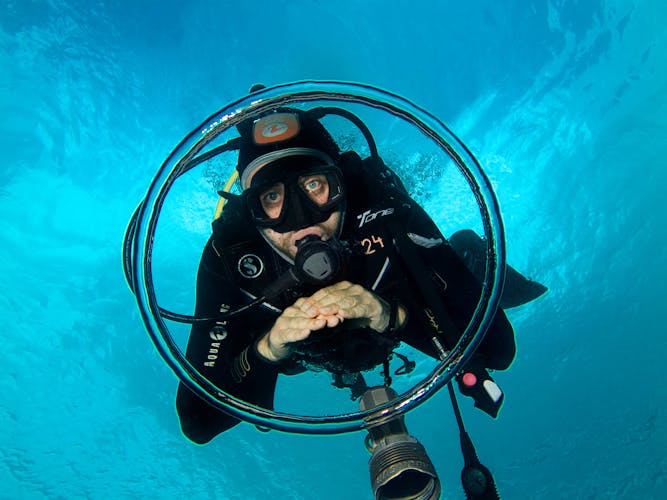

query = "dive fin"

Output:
[[449, 229, 547, 309]]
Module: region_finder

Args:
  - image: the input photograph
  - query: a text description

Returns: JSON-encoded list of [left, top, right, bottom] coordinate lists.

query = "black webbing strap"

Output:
[[386, 217, 462, 350]]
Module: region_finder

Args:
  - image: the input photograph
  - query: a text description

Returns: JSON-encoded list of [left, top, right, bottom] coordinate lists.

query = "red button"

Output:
[[462, 373, 477, 387]]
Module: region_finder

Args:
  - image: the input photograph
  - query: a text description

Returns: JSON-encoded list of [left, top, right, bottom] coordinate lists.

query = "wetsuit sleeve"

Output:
[[390, 205, 516, 371], [176, 239, 281, 444]]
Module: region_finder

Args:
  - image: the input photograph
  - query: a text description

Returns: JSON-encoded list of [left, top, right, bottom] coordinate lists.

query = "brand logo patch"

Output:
[[262, 121, 289, 137], [253, 113, 300, 145], [209, 325, 227, 341], [238, 254, 264, 278], [357, 208, 394, 228]]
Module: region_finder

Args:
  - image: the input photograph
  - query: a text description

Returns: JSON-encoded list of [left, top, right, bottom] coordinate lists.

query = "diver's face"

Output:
[[261, 210, 342, 259]]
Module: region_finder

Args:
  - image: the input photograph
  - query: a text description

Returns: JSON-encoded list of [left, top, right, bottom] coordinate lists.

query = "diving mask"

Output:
[[244, 156, 345, 233]]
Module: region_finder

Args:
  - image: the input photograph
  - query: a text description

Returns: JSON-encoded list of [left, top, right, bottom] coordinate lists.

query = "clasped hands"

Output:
[[256, 280, 396, 362]]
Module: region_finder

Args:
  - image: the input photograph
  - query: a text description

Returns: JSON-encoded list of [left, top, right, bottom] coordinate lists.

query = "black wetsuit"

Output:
[[176, 174, 517, 444]]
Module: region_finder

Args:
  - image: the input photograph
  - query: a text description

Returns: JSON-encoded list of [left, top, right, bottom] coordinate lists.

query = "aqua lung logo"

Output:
[[205, 305, 229, 367], [209, 325, 227, 341], [205, 326, 226, 368], [238, 254, 264, 278]]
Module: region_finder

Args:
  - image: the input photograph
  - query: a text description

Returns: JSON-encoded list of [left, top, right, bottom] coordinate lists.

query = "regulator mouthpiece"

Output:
[[294, 235, 345, 284], [360, 387, 441, 500], [263, 236, 347, 300]]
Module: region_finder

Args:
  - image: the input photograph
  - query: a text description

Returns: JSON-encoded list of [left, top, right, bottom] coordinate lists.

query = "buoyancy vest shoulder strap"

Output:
[[384, 209, 462, 353]]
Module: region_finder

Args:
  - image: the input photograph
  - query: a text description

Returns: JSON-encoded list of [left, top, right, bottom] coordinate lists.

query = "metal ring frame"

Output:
[[130, 81, 506, 434]]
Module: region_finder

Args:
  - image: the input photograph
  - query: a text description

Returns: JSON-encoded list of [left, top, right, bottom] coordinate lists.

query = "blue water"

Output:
[[1, 1, 665, 498]]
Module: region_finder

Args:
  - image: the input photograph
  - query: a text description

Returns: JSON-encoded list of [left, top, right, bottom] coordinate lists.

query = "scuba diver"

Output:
[[175, 90, 547, 450]]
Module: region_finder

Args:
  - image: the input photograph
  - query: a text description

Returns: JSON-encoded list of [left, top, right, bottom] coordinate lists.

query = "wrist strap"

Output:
[[384, 299, 405, 338]]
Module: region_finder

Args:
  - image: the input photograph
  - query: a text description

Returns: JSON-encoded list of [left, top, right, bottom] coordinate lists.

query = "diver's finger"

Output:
[[322, 314, 344, 328], [301, 296, 342, 315], [302, 284, 362, 308], [320, 287, 377, 312], [299, 293, 338, 314], [283, 303, 319, 319], [306, 280, 355, 302], [275, 309, 325, 329]]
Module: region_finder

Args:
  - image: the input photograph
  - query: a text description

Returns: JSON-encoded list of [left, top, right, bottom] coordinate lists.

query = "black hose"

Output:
[[448, 384, 500, 500]]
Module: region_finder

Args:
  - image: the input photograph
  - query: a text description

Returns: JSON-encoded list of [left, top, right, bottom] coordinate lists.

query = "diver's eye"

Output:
[[259, 183, 285, 218], [299, 174, 330, 204], [263, 191, 281, 203]]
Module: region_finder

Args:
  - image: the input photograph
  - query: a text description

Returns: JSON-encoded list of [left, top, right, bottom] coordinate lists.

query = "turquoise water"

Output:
[[1, 1, 666, 498]]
